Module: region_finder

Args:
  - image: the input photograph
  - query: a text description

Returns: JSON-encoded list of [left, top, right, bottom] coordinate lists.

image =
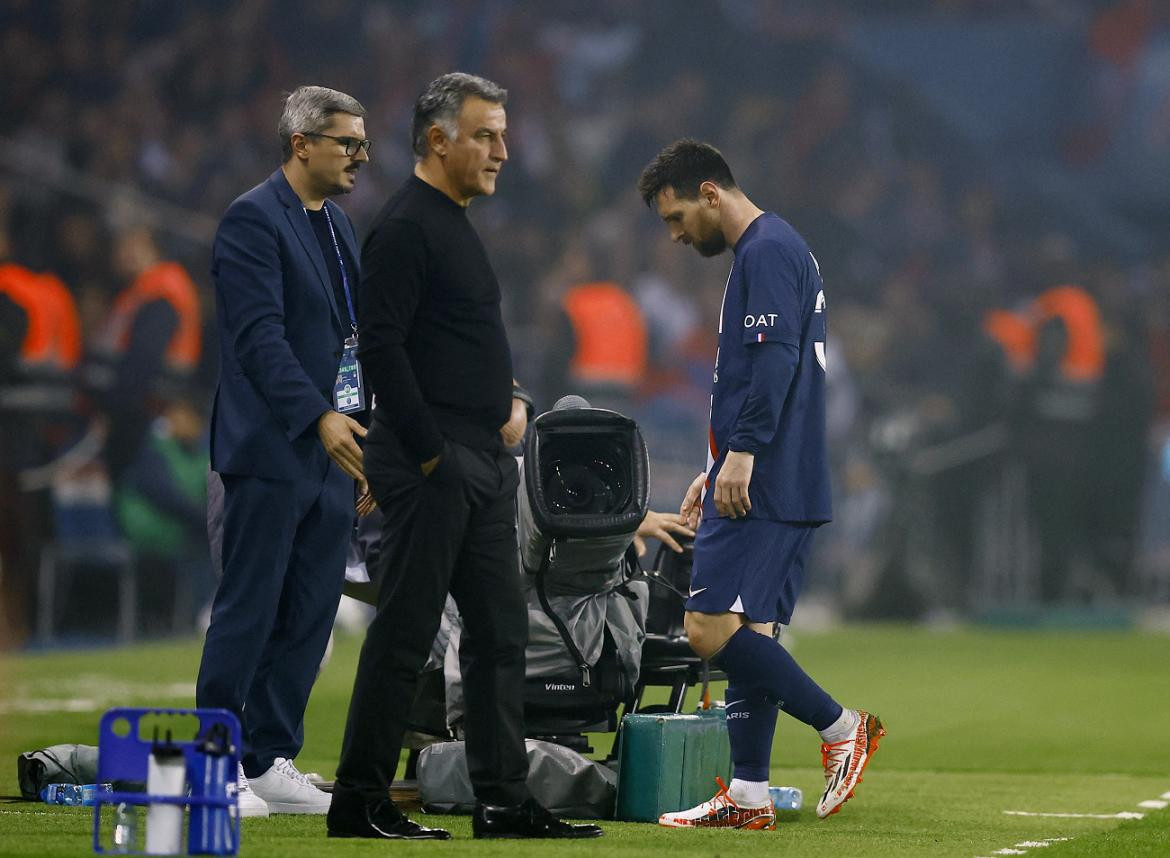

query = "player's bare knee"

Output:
[[684, 611, 733, 660]]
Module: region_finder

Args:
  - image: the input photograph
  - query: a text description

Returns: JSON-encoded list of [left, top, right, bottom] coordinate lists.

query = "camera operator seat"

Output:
[[633, 541, 725, 714]]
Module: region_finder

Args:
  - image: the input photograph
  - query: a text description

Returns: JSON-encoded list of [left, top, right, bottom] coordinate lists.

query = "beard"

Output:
[[694, 230, 727, 257], [326, 165, 361, 196]]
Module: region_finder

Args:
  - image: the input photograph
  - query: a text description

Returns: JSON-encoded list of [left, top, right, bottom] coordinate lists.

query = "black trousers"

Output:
[[334, 423, 530, 805]]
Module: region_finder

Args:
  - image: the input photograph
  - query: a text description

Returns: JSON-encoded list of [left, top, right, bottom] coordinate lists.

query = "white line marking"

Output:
[[1003, 811, 1145, 820], [1015, 840, 1070, 848], [0, 680, 193, 714], [1138, 800, 1168, 809], [0, 698, 101, 714], [1161, 791, 1170, 800], [975, 840, 1070, 858]]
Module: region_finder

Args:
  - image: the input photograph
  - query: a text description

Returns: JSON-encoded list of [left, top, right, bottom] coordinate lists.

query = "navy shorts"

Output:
[[685, 518, 818, 624]]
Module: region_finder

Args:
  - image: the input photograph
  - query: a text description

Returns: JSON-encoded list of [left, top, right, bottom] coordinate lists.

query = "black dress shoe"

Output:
[[472, 797, 604, 839], [327, 795, 451, 840]]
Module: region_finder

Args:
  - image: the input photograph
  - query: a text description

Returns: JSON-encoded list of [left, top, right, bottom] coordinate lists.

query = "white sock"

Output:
[[818, 707, 859, 744], [727, 778, 770, 806]]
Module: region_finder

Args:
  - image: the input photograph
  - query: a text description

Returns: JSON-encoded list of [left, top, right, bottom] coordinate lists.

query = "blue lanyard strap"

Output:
[[321, 205, 358, 333]]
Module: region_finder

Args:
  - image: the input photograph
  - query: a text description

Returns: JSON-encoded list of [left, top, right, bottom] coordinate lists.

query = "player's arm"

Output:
[[717, 343, 798, 517], [716, 239, 802, 519]]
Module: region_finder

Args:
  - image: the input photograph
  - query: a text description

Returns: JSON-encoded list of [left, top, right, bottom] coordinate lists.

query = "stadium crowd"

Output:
[[2, 0, 1169, 642]]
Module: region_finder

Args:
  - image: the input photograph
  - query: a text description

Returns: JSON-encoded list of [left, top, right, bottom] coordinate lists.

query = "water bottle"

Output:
[[40, 783, 113, 806], [41, 783, 83, 805], [769, 786, 803, 810], [146, 736, 186, 855], [113, 801, 138, 853]]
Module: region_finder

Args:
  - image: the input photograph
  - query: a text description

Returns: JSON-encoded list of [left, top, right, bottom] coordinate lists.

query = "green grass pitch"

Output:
[[1, 625, 1167, 856]]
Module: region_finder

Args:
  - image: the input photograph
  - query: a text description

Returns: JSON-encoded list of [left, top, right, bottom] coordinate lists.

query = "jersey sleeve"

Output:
[[739, 239, 803, 347]]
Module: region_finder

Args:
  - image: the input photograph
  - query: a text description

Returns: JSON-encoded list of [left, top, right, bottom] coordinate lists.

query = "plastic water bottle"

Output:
[[41, 783, 83, 805], [769, 786, 803, 810], [113, 801, 138, 853], [40, 783, 113, 806]]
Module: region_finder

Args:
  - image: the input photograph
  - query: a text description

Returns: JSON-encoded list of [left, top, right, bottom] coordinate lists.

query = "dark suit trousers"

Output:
[[196, 460, 351, 777], [334, 424, 530, 806]]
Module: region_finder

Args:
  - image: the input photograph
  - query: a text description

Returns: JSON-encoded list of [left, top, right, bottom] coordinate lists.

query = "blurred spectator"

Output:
[[0, 259, 82, 642], [115, 389, 211, 635], [562, 279, 647, 410], [90, 226, 202, 481], [1089, 263, 1156, 597], [1012, 285, 1105, 602]]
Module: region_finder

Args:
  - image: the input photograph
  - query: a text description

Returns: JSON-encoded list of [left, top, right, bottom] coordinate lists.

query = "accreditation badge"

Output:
[[333, 335, 366, 414]]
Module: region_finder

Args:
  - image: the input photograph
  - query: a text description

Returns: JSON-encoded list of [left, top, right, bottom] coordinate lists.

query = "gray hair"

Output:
[[411, 72, 507, 159], [279, 86, 367, 162]]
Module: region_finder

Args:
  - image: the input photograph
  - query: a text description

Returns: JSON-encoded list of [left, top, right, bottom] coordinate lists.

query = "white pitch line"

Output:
[[987, 792, 1170, 858], [974, 839, 1070, 858], [1003, 811, 1145, 820], [1014, 840, 1070, 848]]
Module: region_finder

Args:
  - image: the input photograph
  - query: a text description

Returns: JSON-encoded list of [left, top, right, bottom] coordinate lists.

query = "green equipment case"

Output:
[[614, 707, 731, 821]]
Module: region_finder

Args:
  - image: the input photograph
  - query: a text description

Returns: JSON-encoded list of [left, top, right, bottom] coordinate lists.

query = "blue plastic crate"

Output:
[[93, 707, 241, 855]]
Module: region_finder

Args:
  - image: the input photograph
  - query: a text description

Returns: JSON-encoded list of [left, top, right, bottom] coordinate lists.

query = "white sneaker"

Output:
[[231, 763, 270, 818], [249, 757, 332, 814]]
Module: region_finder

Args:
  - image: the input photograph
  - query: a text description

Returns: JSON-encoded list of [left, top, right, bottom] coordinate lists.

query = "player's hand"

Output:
[[714, 451, 754, 518], [499, 397, 528, 447], [356, 477, 377, 517], [318, 411, 367, 480], [634, 510, 696, 556], [679, 471, 706, 530]]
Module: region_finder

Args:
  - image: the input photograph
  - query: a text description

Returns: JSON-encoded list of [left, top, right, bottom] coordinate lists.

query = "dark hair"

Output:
[[636, 139, 736, 207], [411, 72, 508, 159]]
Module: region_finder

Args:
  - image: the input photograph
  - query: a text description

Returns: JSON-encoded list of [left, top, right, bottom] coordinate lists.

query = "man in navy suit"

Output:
[[197, 86, 371, 817]]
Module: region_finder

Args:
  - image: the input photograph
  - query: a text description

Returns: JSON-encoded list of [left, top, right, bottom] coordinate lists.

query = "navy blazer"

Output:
[[209, 169, 361, 480]]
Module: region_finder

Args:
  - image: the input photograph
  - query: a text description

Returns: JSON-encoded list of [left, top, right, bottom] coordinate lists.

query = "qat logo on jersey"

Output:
[[743, 313, 779, 329]]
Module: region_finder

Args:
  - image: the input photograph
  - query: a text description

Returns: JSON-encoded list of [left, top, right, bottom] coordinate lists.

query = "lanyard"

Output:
[[320, 205, 358, 335]]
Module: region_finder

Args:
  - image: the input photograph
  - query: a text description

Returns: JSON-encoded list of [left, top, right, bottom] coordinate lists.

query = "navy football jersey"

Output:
[[701, 213, 832, 523]]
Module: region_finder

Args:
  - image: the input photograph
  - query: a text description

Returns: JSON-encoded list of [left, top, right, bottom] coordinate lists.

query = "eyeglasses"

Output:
[[303, 132, 372, 157]]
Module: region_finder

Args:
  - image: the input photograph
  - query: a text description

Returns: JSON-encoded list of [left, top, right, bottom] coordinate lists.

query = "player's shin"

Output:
[[712, 626, 842, 730], [724, 683, 777, 806]]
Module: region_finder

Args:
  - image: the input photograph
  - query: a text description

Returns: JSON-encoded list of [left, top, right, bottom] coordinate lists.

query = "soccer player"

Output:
[[636, 140, 884, 830]]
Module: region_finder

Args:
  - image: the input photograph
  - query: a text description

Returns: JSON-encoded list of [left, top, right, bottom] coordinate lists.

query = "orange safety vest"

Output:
[[982, 308, 1035, 372], [0, 263, 81, 371], [106, 261, 202, 371], [984, 286, 1104, 383], [1032, 285, 1104, 382], [563, 282, 647, 387]]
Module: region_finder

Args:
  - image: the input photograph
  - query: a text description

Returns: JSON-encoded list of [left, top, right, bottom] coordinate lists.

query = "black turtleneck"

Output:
[[357, 175, 513, 463]]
